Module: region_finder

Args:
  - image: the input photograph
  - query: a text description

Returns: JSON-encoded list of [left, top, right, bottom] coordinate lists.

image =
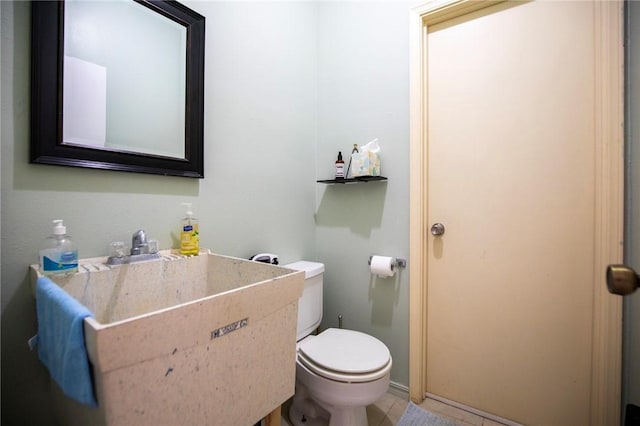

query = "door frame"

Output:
[[408, 1, 624, 424]]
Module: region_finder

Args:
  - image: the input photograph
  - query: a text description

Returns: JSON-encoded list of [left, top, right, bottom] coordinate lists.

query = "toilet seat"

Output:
[[298, 328, 392, 383]]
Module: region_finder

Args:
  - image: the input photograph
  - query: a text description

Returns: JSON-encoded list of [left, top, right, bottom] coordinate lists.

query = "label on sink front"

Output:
[[211, 318, 249, 339]]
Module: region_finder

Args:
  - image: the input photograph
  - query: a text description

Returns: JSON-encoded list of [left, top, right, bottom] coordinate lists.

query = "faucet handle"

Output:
[[148, 239, 159, 254], [110, 241, 128, 258]]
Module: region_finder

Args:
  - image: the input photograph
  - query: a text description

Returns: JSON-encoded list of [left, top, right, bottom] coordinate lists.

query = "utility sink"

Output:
[[30, 250, 304, 426]]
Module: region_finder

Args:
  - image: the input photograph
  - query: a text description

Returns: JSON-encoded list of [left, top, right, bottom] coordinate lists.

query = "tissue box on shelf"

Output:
[[351, 151, 380, 177], [351, 138, 381, 177]]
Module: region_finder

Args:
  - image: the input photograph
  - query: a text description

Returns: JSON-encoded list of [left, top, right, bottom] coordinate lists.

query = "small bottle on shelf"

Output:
[[335, 152, 345, 179]]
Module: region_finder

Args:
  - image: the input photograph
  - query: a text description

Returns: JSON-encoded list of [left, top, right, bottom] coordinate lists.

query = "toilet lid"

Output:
[[298, 328, 391, 382]]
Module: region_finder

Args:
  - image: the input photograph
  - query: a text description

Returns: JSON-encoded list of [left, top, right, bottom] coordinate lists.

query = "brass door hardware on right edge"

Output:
[[606, 265, 640, 296]]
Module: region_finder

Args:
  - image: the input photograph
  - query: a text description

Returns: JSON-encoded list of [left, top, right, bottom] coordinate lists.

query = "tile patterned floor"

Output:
[[366, 393, 507, 426], [283, 392, 508, 426]]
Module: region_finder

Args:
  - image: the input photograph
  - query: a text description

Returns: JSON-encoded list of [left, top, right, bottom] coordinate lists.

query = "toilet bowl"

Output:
[[283, 262, 392, 426]]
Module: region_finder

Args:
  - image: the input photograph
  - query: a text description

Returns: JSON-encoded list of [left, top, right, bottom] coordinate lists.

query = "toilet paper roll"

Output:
[[370, 256, 395, 278]]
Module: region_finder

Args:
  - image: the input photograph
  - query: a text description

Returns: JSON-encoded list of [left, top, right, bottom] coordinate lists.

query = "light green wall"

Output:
[[6, 1, 640, 424], [1, 1, 319, 423], [7, 0, 640, 423], [315, 1, 411, 390], [2, 1, 416, 423]]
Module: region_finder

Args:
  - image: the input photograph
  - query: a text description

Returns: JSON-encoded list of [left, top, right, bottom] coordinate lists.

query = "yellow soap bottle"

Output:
[[180, 203, 199, 256]]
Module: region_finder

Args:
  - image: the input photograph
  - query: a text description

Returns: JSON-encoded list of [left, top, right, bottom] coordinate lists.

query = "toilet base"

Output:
[[289, 398, 328, 426], [289, 380, 329, 426], [288, 377, 372, 426], [289, 396, 368, 426]]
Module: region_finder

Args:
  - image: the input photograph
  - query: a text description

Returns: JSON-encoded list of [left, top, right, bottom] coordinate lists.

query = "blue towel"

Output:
[[35, 276, 97, 407]]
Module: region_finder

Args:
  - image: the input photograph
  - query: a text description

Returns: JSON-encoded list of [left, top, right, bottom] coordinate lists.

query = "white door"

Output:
[[420, 1, 621, 425]]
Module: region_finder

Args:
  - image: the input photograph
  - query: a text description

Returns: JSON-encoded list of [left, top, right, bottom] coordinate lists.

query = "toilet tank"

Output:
[[283, 261, 324, 341]]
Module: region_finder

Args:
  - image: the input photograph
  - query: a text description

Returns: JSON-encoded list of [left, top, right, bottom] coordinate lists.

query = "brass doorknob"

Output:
[[606, 264, 640, 296]]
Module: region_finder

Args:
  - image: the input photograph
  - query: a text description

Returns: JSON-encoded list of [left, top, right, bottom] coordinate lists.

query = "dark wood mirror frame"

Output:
[[31, 0, 205, 178]]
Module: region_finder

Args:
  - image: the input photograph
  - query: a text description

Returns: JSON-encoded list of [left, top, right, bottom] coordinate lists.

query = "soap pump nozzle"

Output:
[[52, 219, 66, 235], [181, 203, 196, 226], [182, 202, 193, 218]]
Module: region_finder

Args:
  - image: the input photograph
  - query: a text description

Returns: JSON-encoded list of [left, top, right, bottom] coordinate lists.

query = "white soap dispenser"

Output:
[[39, 219, 78, 275]]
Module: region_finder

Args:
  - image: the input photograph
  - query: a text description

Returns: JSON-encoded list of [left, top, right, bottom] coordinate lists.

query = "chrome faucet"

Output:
[[131, 229, 149, 255], [106, 229, 160, 265]]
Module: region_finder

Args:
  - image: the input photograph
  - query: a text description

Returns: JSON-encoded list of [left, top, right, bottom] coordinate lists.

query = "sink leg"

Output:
[[265, 405, 281, 426]]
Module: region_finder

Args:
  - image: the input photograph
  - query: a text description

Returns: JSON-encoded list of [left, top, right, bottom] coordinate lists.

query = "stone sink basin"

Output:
[[30, 250, 304, 426]]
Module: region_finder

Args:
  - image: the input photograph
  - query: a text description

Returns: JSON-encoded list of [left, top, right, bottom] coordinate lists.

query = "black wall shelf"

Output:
[[317, 176, 387, 184]]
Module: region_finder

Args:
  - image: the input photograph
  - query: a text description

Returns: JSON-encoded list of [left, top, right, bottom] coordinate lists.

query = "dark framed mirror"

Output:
[[31, 0, 205, 178]]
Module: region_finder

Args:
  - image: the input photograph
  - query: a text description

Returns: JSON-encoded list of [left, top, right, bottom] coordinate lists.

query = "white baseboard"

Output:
[[388, 381, 409, 400]]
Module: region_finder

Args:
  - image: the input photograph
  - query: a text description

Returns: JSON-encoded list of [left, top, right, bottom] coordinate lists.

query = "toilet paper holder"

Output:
[[368, 256, 406, 268]]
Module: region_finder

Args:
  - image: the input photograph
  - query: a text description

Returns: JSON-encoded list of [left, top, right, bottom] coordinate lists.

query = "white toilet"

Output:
[[284, 261, 392, 426]]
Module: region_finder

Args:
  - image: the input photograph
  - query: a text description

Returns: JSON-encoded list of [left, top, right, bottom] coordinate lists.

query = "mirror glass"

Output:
[[63, 0, 187, 158], [31, 0, 205, 178]]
